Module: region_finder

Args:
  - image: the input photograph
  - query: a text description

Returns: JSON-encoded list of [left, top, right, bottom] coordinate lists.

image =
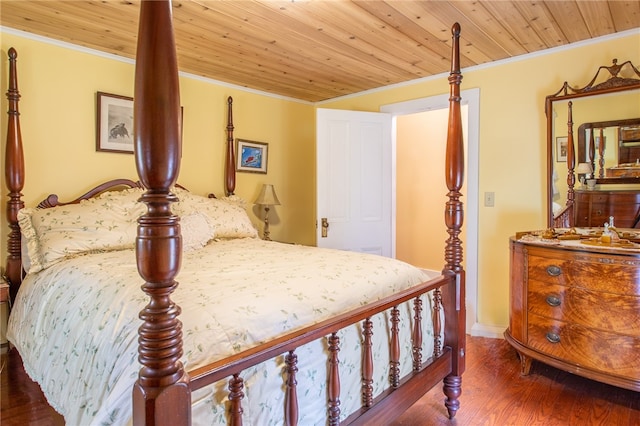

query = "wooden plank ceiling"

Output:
[[1, 1, 639, 102]]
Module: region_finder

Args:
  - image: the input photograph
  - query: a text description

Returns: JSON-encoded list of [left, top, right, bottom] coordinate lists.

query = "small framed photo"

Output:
[[237, 139, 268, 174], [556, 136, 568, 162], [97, 92, 134, 153]]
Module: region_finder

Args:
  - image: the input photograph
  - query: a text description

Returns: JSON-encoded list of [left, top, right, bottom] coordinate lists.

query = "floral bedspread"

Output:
[[8, 238, 440, 425]]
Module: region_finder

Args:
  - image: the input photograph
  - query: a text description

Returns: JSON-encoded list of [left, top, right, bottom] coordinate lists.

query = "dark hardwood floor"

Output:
[[2, 336, 639, 425], [392, 336, 640, 426]]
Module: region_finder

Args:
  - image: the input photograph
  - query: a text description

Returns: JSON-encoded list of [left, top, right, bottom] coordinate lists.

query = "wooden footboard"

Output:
[[553, 204, 574, 228], [188, 275, 451, 425]]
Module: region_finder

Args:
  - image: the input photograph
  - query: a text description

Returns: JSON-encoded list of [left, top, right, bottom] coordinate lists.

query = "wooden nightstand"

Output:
[[1, 280, 9, 353], [0, 281, 8, 304]]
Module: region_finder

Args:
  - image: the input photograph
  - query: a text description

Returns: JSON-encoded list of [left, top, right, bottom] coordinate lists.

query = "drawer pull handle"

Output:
[[546, 265, 561, 276], [546, 332, 561, 344], [546, 295, 561, 307]]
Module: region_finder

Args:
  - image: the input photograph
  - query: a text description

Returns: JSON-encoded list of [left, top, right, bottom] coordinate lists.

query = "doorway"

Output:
[[381, 88, 480, 336]]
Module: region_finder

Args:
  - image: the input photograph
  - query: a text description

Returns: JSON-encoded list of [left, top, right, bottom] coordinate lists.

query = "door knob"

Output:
[[321, 217, 329, 238]]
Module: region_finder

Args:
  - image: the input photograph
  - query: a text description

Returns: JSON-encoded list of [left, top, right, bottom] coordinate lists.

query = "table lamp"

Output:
[[254, 184, 281, 240], [576, 162, 593, 188]]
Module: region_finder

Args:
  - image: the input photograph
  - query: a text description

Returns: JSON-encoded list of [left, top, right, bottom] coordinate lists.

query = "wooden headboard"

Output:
[[2, 47, 237, 299]]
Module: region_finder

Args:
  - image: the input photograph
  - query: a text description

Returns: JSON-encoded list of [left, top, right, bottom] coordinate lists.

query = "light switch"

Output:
[[484, 192, 495, 207]]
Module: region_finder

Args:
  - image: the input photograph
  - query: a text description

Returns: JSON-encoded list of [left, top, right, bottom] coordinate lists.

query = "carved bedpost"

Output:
[[598, 128, 605, 178], [588, 126, 596, 176], [131, 1, 190, 425], [5, 47, 25, 302], [225, 96, 236, 196], [565, 101, 576, 212], [442, 22, 466, 420]]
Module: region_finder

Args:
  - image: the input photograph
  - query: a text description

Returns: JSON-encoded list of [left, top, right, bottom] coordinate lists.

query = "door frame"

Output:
[[381, 88, 483, 337]]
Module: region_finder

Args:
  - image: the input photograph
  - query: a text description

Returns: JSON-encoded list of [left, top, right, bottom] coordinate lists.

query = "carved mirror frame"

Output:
[[545, 59, 640, 227], [576, 117, 640, 181]]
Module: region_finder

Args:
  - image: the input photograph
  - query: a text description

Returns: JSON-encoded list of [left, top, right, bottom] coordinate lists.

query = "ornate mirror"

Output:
[[546, 59, 640, 227], [576, 117, 640, 181]]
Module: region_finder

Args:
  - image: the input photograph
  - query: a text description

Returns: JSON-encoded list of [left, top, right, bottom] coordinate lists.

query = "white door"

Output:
[[316, 108, 392, 256]]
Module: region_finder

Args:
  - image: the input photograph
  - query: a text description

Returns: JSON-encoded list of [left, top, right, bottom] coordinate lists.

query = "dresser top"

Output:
[[575, 188, 640, 193], [512, 227, 640, 256]]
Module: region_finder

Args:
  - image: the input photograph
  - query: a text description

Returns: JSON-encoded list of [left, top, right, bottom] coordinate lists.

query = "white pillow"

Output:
[[173, 188, 258, 240], [180, 212, 216, 251], [18, 188, 145, 273]]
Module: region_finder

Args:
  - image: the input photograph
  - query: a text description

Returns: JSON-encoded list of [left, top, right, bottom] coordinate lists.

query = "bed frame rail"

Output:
[[187, 274, 450, 425], [553, 204, 574, 228]]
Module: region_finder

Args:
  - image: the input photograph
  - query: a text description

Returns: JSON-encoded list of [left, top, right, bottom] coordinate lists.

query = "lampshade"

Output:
[[254, 184, 281, 206], [576, 163, 593, 174]]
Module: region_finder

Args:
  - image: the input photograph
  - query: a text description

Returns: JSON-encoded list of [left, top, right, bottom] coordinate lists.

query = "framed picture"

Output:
[[237, 139, 268, 174], [97, 92, 134, 153], [556, 136, 568, 162]]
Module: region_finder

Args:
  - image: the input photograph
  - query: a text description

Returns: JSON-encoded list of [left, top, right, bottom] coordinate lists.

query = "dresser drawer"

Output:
[[589, 203, 609, 227], [527, 281, 640, 336], [575, 192, 609, 203], [590, 194, 609, 203], [527, 313, 640, 380], [620, 126, 640, 142], [574, 201, 591, 226], [527, 253, 640, 294], [573, 190, 640, 228]]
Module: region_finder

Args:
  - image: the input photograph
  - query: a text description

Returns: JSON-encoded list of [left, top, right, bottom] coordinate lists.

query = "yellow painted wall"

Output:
[[396, 110, 449, 271], [321, 31, 640, 329], [1, 27, 639, 331], [0, 31, 317, 256], [395, 108, 467, 273]]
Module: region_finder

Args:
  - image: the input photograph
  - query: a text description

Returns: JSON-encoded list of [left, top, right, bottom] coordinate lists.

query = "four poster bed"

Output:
[[4, 2, 466, 425]]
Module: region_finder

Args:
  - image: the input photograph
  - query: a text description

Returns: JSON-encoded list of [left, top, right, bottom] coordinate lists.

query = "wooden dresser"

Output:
[[574, 189, 640, 228], [505, 236, 640, 391]]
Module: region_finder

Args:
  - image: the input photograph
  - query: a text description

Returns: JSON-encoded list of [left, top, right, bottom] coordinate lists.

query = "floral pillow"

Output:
[[18, 186, 255, 274], [173, 188, 258, 240], [18, 188, 146, 273]]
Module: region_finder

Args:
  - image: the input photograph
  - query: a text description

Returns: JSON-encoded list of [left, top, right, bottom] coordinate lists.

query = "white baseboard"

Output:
[[469, 322, 507, 339]]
